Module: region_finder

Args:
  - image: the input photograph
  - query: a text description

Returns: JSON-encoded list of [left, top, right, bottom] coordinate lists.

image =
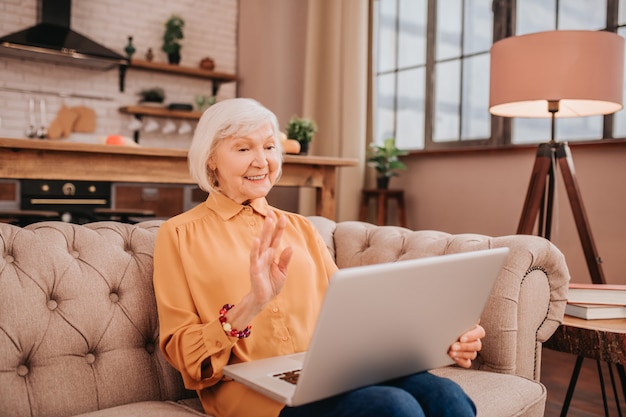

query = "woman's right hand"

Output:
[[249, 211, 293, 305], [222, 211, 293, 332]]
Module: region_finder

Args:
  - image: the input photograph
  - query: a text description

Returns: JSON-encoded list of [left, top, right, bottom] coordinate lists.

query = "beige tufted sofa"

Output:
[[0, 217, 569, 417]]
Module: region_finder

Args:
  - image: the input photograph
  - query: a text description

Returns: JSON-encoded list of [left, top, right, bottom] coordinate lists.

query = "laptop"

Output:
[[223, 247, 509, 406]]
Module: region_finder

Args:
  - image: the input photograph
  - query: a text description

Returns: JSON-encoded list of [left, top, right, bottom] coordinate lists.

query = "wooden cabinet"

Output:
[[114, 184, 185, 219]]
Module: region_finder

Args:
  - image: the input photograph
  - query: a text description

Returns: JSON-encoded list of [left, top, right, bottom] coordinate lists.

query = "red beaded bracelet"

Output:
[[219, 304, 252, 339]]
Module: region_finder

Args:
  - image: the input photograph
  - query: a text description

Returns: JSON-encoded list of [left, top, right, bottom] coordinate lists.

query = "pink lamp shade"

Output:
[[489, 30, 625, 118]]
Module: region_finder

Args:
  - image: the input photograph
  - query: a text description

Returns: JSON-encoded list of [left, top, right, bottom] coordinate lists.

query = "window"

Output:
[[372, 0, 428, 150], [371, 0, 626, 150], [433, 0, 491, 145]]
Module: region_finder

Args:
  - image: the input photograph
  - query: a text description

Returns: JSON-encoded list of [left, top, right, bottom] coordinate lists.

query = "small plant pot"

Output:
[[376, 177, 390, 189], [298, 141, 309, 155], [168, 52, 181, 65]]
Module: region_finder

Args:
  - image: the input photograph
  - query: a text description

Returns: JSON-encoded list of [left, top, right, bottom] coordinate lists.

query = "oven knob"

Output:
[[41, 184, 49, 192], [89, 185, 96, 193], [62, 183, 76, 196]]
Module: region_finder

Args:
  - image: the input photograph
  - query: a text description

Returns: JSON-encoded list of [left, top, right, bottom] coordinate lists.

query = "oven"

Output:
[[20, 179, 112, 224]]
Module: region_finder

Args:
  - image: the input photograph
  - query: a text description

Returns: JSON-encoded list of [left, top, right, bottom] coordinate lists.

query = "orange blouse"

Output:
[[153, 191, 338, 417]]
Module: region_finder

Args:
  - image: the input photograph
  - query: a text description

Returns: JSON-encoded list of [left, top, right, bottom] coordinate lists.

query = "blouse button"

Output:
[[282, 336, 289, 341], [272, 307, 279, 313]]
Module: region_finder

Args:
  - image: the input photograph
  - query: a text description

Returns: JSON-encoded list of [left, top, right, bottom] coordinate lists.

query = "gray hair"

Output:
[[188, 98, 282, 192]]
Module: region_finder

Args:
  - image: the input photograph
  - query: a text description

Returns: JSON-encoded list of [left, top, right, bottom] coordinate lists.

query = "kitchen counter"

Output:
[[0, 138, 357, 219]]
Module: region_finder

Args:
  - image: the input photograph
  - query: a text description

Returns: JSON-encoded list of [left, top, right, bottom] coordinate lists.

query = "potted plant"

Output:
[[366, 137, 408, 189], [286, 115, 317, 155], [162, 15, 184, 64], [137, 87, 165, 106]]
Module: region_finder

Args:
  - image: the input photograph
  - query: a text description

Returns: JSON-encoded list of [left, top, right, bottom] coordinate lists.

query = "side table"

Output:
[[358, 189, 407, 227], [544, 315, 626, 416]]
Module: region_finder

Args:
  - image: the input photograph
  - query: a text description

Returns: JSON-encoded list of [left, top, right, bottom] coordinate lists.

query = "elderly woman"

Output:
[[153, 98, 484, 417]]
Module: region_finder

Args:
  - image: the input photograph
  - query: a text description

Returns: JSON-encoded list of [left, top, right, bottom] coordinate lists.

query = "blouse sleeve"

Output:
[[153, 221, 235, 390]]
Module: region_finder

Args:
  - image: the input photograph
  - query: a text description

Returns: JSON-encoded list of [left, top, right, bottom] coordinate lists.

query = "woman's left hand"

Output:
[[448, 323, 485, 368]]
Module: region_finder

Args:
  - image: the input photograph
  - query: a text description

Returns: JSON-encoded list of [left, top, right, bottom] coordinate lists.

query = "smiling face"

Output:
[[211, 122, 281, 204]]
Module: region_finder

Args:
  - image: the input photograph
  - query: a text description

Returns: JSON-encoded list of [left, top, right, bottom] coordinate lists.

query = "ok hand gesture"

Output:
[[249, 211, 293, 307]]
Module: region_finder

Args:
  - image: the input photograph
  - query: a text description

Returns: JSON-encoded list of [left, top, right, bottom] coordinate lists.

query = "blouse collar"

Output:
[[205, 190, 270, 220]]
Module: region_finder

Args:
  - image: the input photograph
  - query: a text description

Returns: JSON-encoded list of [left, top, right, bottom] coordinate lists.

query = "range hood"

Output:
[[0, 0, 128, 71]]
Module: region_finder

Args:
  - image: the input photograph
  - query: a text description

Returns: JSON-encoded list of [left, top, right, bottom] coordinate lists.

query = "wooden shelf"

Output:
[[130, 59, 237, 83], [120, 60, 237, 141], [119, 105, 202, 120]]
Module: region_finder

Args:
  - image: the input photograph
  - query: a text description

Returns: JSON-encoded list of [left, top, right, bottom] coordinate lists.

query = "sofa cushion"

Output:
[[0, 221, 188, 417], [73, 400, 207, 417], [430, 367, 546, 417]]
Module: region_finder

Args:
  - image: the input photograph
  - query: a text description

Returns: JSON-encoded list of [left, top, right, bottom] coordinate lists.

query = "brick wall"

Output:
[[0, 0, 238, 149]]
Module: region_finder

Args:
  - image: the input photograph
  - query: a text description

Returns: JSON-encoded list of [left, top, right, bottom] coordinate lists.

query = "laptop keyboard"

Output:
[[273, 369, 301, 385]]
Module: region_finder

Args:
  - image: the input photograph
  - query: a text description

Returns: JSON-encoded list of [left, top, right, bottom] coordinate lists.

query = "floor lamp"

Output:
[[489, 30, 625, 285]]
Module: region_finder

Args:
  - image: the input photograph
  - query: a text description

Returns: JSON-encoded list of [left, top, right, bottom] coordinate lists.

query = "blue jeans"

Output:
[[278, 371, 475, 417]]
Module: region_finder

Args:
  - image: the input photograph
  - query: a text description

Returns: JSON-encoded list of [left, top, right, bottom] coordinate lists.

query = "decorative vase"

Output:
[[376, 177, 390, 189], [168, 52, 181, 65], [298, 141, 309, 155], [200, 57, 215, 70], [124, 36, 136, 60]]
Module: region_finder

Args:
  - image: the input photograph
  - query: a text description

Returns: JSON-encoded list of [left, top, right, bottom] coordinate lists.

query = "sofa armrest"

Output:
[[444, 233, 570, 382], [312, 219, 570, 382]]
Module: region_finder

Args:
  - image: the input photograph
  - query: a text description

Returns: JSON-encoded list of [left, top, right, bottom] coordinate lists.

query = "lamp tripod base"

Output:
[[517, 141, 605, 284]]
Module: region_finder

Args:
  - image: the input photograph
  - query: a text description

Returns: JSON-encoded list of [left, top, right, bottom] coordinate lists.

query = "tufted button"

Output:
[[145, 342, 155, 354], [47, 299, 58, 310], [4, 255, 14, 263], [16, 365, 29, 377], [71, 251, 80, 259], [109, 292, 119, 303], [85, 353, 96, 364]]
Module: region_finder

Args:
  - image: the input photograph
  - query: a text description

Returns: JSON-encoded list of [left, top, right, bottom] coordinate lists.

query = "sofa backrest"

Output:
[[309, 216, 455, 268], [0, 220, 187, 417]]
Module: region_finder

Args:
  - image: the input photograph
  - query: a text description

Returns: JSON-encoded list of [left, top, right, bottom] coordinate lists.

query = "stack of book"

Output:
[[565, 283, 626, 320]]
